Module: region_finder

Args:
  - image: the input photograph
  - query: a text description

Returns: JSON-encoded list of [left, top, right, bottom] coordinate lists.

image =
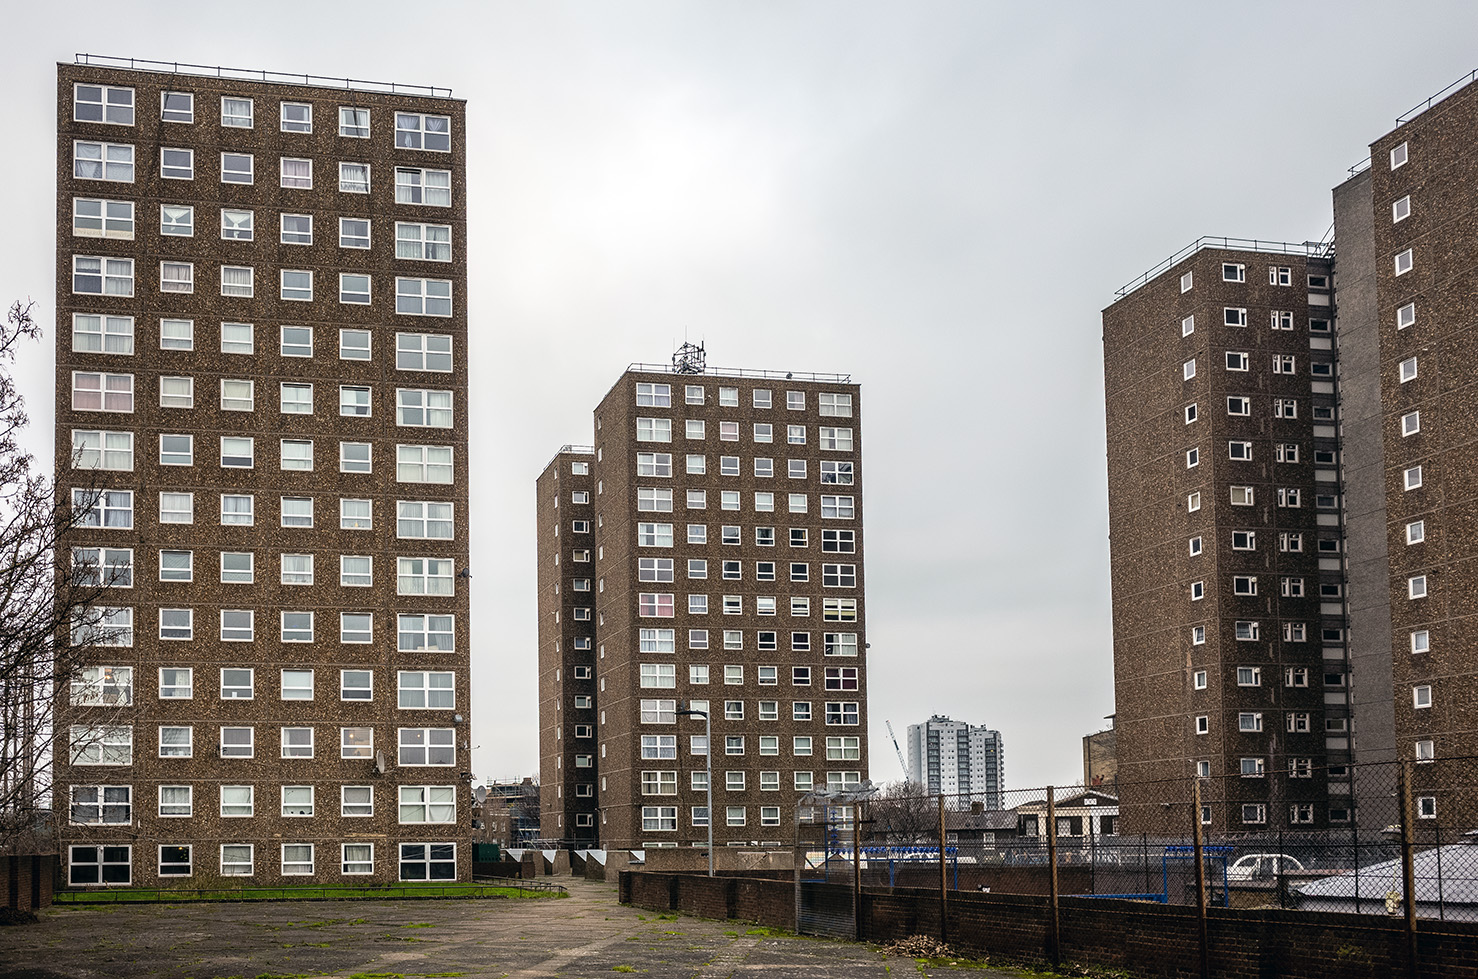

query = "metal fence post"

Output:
[[1191, 778, 1209, 979], [937, 794, 949, 944], [1046, 786, 1060, 969], [852, 801, 862, 941], [1399, 760, 1419, 979]]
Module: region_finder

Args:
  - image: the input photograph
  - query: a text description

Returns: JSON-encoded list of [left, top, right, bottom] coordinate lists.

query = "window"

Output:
[[341, 670, 374, 702], [1407, 520, 1425, 545], [68, 843, 132, 884], [1229, 485, 1254, 506], [1412, 630, 1431, 654], [73, 141, 135, 182], [74, 198, 135, 239], [72, 256, 133, 296], [1233, 575, 1256, 596], [1409, 575, 1428, 599], [74, 83, 135, 125], [70, 431, 133, 471], [825, 702, 860, 725], [1222, 263, 1245, 282], [398, 728, 455, 767], [69, 784, 135, 832], [396, 222, 453, 261], [1226, 396, 1250, 417], [1195, 715, 1209, 734], [396, 112, 452, 151], [396, 842, 457, 882], [1224, 307, 1247, 327], [280, 726, 314, 759], [158, 844, 192, 877], [214, 842, 255, 877], [1272, 354, 1296, 374], [221, 96, 253, 128], [1228, 441, 1252, 460], [280, 101, 312, 132], [72, 313, 135, 355], [1396, 302, 1417, 330], [397, 614, 455, 652], [73, 488, 133, 529], [395, 277, 455, 317], [1190, 581, 1204, 600], [1238, 713, 1262, 733], [1393, 194, 1411, 222], [397, 785, 457, 825], [1225, 351, 1249, 371], [390, 164, 454, 207], [340, 442, 372, 473], [397, 445, 454, 484], [219, 725, 253, 758], [217, 208, 255, 244], [278, 213, 314, 247], [338, 105, 372, 137], [1395, 249, 1414, 275], [1402, 411, 1421, 436], [1274, 399, 1297, 419], [221, 151, 253, 184], [1414, 684, 1433, 709], [396, 388, 454, 429], [69, 724, 132, 766], [159, 260, 194, 294], [154, 89, 194, 123]]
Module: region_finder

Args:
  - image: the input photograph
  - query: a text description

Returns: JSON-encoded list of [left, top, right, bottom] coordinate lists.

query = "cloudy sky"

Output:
[[8, 1, 1478, 790]]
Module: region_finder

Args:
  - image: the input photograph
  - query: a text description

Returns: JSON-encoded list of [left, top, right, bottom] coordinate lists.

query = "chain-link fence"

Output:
[[846, 756, 1478, 927]]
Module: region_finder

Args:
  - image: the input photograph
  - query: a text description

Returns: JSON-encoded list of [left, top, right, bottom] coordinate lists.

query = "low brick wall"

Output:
[[2, 854, 54, 912], [622, 871, 794, 931], [623, 872, 1478, 979]]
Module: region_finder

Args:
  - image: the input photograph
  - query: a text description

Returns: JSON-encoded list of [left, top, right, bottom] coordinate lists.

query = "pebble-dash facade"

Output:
[[1107, 68, 1478, 835], [54, 58, 470, 886], [539, 357, 868, 848]]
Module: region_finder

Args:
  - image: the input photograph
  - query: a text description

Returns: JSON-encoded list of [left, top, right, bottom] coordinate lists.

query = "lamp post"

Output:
[[677, 702, 714, 877]]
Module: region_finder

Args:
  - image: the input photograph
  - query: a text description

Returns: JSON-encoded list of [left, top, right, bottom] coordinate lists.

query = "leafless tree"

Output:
[[0, 300, 118, 850], [866, 780, 941, 845]]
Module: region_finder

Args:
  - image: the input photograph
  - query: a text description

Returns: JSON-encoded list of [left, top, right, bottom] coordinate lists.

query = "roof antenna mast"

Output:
[[673, 339, 706, 375]]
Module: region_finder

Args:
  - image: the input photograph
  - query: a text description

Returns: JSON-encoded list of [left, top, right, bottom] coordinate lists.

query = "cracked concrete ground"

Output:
[[0, 877, 1024, 978]]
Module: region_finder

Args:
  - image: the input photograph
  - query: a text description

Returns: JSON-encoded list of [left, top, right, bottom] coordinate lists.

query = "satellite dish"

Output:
[[374, 750, 387, 774], [474, 786, 488, 804]]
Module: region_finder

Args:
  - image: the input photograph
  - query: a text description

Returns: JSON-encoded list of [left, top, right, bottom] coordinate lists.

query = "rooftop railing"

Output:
[[1112, 236, 1333, 302], [625, 362, 853, 384], [73, 53, 453, 100], [1398, 66, 1478, 124]]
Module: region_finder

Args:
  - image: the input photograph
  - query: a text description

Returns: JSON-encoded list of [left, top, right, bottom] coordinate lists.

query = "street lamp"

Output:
[[677, 701, 714, 877]]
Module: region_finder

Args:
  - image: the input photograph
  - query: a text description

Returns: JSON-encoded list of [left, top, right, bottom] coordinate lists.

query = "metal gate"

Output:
[[795, 799, 857, 938]]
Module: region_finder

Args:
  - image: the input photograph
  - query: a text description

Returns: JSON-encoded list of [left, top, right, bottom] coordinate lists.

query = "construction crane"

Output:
[[885, 721, 909, 783]]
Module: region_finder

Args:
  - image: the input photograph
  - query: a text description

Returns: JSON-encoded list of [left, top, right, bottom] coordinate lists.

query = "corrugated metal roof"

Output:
[[1295, 843, 1478, 904]]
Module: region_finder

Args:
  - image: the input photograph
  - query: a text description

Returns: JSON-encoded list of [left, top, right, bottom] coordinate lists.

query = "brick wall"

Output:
[[623, 871, 1478, 978], [3, 854, 56, 912]]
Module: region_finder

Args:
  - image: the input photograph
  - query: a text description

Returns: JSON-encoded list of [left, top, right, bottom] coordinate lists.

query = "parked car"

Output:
[[1227, 853, 1304, 881]]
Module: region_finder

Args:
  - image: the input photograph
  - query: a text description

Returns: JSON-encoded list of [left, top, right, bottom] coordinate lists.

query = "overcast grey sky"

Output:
[[8, 1, 1478, 789]]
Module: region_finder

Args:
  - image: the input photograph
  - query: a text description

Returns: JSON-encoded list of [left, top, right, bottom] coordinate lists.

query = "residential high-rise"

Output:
[[1103, 245, 1349, 833], [1332, 80, 1478, 829], [1105, 67, 1478, 835], [55, 57, 469, 887], [538, 348, 867, 848], [905, 715, 1005, 808]]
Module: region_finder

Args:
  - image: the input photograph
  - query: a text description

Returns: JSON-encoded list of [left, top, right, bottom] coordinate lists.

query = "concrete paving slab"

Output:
[[0, 877, 1024, 978]]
